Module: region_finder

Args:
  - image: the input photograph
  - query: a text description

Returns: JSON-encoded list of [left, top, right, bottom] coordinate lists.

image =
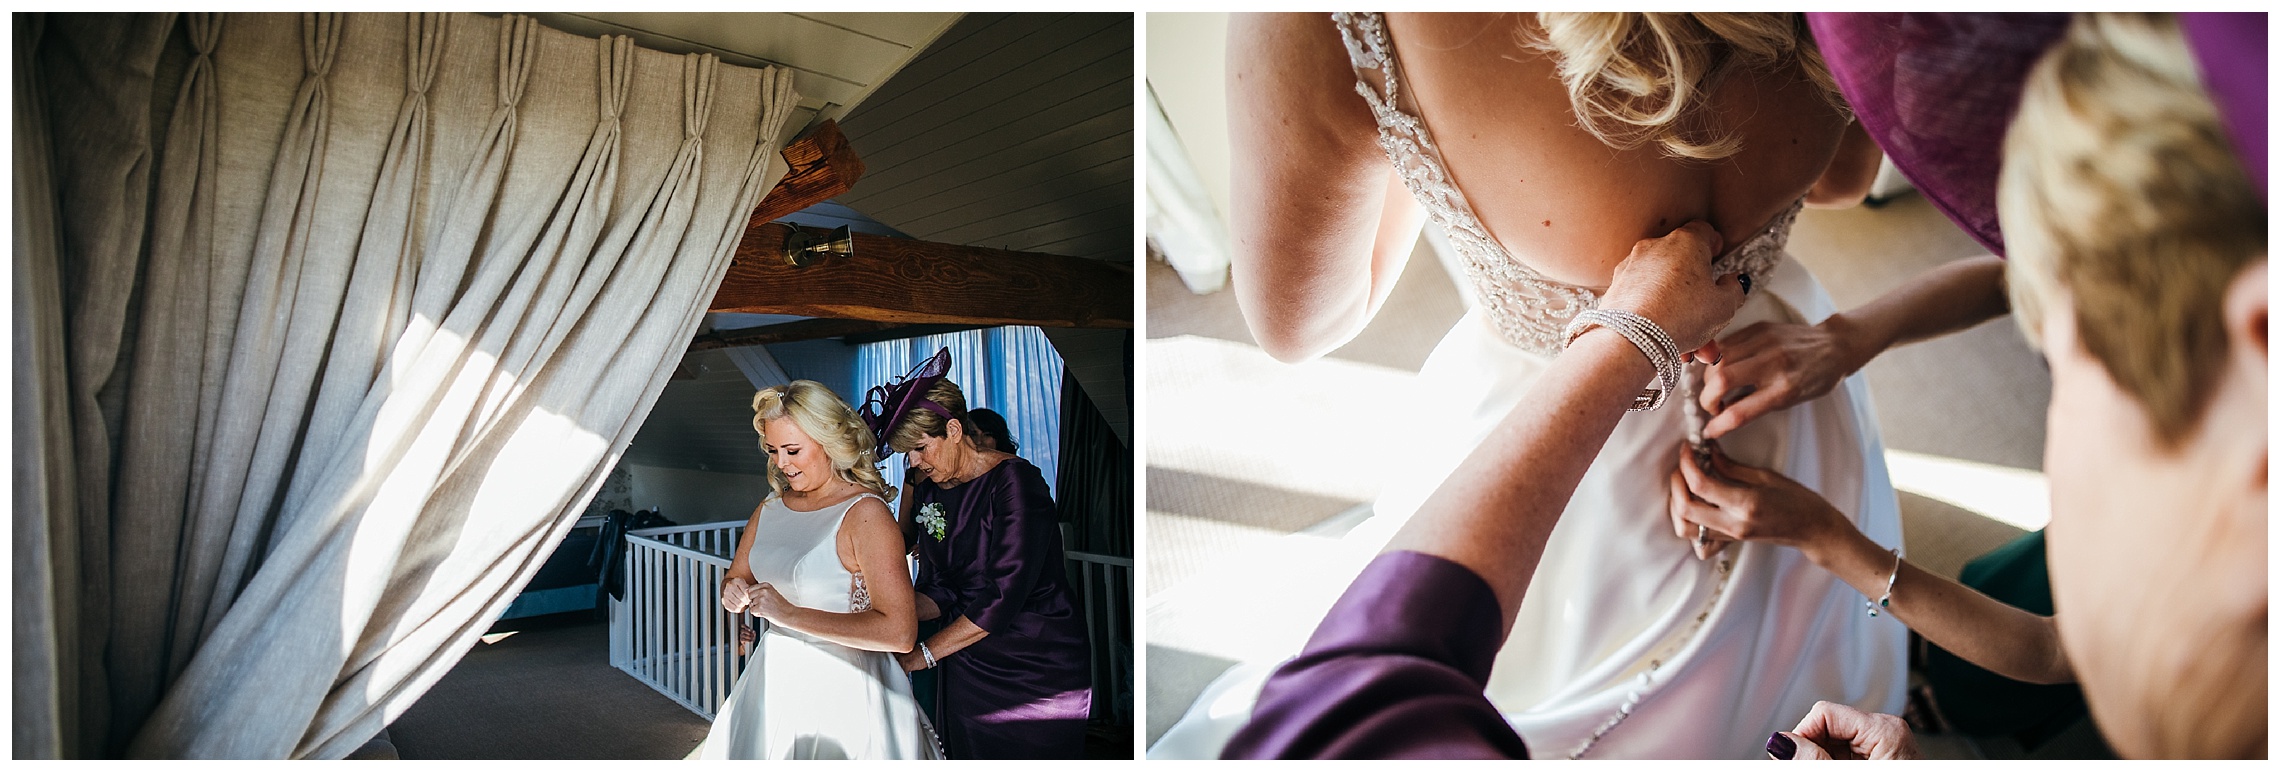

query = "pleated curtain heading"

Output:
[[13, 12, 801, 758]]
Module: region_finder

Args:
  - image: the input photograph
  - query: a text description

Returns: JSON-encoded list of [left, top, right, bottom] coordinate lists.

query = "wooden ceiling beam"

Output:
[[748, 119, 864, 224], [712, 223, 1131, 328], [712, 116, 1127, 332]]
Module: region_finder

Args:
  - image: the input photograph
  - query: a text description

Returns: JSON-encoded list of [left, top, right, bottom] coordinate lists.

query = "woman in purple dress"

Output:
[[860, 350, 1092, 759]]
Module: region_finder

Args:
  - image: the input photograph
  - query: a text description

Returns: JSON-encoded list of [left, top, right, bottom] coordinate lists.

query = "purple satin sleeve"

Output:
[[1224, 551, 1530, 760], [1809, 13, 2070, 257], [965, 462, 1058, 636], [913, 553, 963, 623]]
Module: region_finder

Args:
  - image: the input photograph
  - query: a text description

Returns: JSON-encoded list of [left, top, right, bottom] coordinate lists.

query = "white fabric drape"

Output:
[[1144, 87, 1231, 294], [14, 12, 800, 758], [856, 327, 1065, 498]]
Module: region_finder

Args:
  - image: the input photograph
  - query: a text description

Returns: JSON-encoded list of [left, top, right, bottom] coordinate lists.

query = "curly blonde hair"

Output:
[[1999, 13, 2265, 447], [752, 380, 895, 501], [1521, 13, 1847, 160]]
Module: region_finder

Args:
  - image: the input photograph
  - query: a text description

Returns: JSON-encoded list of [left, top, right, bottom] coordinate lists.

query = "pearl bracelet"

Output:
[[1562, 308, 1682, 411]]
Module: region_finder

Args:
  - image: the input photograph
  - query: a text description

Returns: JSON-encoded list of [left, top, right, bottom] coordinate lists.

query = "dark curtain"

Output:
[[1054, 366, 1130, 558], [1051, 338, 1132, 732]]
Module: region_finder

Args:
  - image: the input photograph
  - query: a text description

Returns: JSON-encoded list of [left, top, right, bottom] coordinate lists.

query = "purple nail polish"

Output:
[[1766, 732, 1797, 760]]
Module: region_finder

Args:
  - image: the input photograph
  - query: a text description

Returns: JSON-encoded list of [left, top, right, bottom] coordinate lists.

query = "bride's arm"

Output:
[[719, 502, 767, 613], [747, 498, 918, 653], [1228, 13, 1426, 363]]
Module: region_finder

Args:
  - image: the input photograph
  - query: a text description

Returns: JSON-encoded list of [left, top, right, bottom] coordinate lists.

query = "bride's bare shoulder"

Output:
[[1225, 13, 1410, 361], [1226, 14, 1374, 145]]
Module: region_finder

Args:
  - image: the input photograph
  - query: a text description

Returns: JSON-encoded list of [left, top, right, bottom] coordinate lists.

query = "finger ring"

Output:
[[1694, 523, 1710, 548], [1738, 272, 1753, 295]]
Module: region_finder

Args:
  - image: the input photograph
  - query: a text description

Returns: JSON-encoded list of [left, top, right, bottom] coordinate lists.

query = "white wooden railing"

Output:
[[609, 520, 746, 720], [610, 520, 1134, 726]]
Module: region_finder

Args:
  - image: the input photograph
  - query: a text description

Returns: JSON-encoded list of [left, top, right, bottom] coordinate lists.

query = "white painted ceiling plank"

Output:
[[724, 346, 794, 391], [790, 12, 965, 47]]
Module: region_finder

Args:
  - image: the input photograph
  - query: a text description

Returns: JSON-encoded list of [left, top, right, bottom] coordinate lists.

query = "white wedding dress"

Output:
[[698, 492, 942, 759], [1150, 13, 1906, 759]]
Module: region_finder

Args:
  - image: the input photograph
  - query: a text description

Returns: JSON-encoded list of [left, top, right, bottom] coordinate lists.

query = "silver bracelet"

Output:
[[1563, 308, 1681, 411], [919, 641, 937, 669], [1867, 549, 1901, 617]]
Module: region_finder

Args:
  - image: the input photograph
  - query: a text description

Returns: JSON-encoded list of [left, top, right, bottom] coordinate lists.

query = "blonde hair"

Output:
[[883, 378, 972, 455], [752, 380, 894, 501], [1999, 12, 2265, 446], [1521, 13, 1847, 160]]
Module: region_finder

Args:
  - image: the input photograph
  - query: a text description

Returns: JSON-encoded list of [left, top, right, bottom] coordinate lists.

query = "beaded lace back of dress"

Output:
[[1330, 12, 1797, 357], [849, 571, 872, 613]]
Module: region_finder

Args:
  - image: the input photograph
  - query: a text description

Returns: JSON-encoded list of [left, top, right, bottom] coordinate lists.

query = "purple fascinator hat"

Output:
[[2180, 13, 2266, 200], [857, 347, 955, 458]]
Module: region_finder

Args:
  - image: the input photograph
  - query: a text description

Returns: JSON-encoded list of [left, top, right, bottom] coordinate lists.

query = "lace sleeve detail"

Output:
[[1710, 199, 1800, 280], [1332, 12, 1396, 110], [848, 570, 872, 613], [845, 492, 888, 612], [1330, 12, 1597, 356]]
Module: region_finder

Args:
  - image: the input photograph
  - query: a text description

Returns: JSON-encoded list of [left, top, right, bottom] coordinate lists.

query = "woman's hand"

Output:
[[1699, 317, 1869, 439], [1779, 701, 1921, 760], [896, 650, 929, 673], [748, 582, 794, 623], [721, 577, 755, 615], [1668, 441, 1852, 560], [1597, 221, 1748, 356]]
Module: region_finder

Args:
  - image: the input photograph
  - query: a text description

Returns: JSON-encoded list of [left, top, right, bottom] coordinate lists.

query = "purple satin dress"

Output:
[[910, 458, 1091, 759], [1224, 550, 1529, 759]]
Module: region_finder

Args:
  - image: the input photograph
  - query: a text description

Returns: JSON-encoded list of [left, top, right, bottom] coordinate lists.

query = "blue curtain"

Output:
[[856, 327, 1063, 499]]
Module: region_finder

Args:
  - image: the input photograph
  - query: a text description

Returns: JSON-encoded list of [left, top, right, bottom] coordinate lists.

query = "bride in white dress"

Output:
[[1152, 13, 1904, 758], [699, 381, 940, 759]]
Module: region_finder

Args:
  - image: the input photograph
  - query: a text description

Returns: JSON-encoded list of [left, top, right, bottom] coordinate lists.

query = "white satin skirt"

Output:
[[698, 623, 942, 759], [1151, 253, 1907, 759]]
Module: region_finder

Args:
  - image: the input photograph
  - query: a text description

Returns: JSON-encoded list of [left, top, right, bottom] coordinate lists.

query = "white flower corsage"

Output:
[[917, 502, 948, 541]]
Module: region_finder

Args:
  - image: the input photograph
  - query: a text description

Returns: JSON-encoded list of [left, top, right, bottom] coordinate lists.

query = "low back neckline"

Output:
[[1331, 12, 1798, 357]]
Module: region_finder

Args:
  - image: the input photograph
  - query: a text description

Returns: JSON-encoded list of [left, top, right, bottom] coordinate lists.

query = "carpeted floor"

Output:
[[387, 610, 1137, 760], [388, 612, 710, 760]]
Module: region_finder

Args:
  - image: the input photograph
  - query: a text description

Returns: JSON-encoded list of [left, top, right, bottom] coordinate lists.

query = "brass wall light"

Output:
[[782, 224, 854, 267]]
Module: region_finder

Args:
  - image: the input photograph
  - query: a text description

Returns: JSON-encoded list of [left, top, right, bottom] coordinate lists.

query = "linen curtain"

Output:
[[13, 12, 799, 758], [856, 326, 1065, 500]]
